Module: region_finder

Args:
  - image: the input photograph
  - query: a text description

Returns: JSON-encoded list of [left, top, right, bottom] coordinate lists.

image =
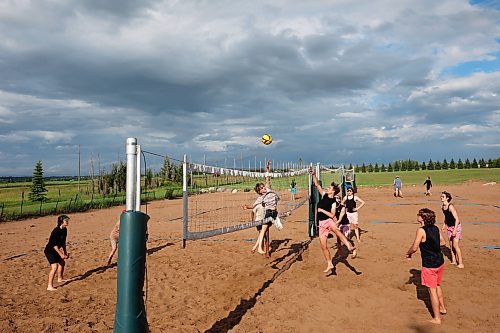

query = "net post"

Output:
[[182, 154, 188, 248], [114, 138, 149, 332]]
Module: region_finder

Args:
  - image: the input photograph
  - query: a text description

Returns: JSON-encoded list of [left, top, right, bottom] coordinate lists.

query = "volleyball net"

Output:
[[183, 157, 310, 246]]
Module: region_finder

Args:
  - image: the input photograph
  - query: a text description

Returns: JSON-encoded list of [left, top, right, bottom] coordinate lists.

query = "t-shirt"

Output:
[[45, 226, 67, 253], [424, 179, 432, 189], [394, 178, 402, 188], [317, 194, 335, 221], [252, 205, 265, 221], [261, 187, 280, 210]]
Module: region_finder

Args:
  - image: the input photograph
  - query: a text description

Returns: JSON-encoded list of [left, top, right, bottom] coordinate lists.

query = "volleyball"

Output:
[[261, 134, 273, 145]]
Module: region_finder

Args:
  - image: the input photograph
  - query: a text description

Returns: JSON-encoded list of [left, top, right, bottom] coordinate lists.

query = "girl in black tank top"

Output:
[[310, 168, 357, 273], [341, 187, 365, 244], [406, 208, 447, 324], [440, 191, 464, 268]]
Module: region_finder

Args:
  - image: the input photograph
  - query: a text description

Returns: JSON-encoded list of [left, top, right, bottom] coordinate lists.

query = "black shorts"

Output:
[[44, 249, 63, 265], [256, 209, 277, 231]]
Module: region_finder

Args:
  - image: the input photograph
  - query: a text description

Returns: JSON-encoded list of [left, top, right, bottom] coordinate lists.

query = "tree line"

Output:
[[348, 157, 500, 173], [28, 157, 184, 203]]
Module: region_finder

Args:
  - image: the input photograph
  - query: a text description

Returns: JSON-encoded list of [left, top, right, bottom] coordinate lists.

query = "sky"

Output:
[[0, 0, 499, 176]]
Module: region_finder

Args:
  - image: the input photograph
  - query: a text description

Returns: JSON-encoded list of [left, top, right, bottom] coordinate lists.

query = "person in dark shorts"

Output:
[[406, 208, 447, 324], [243, 160, 279, 256], [424, 176, 433, 196], [44, 215, 70, 291]]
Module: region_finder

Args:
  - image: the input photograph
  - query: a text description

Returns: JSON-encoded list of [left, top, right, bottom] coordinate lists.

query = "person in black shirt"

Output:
[[423, 176, 433, 196], [310, 168, 356, 274], [406, 208, 447, 325], [44, 215, 70, 291]]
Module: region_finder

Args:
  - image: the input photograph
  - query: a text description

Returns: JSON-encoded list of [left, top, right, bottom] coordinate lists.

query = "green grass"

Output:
[[320, 168, 500, 187], [1, 168, 498, 221], [0, 179, 183, 221]]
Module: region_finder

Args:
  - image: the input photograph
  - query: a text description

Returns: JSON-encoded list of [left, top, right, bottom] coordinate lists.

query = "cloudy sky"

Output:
[[0, 0, 499, 176]]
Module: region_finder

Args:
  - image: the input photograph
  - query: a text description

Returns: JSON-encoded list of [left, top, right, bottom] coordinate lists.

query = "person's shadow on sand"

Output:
[[327, 244, 362, 277], [405, 269, 432, 316], [441, 246, 453, 263], [269, 238, 291, 256]]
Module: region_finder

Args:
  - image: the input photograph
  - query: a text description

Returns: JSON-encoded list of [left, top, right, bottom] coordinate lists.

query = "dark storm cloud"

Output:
[[0, 0, 499, 175]]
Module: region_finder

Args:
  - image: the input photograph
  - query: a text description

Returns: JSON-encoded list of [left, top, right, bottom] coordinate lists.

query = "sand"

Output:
[[0, 182, 499, 332]]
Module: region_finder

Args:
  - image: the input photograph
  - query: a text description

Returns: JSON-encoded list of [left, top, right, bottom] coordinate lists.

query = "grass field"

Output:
[[1, 168, 498, 220]]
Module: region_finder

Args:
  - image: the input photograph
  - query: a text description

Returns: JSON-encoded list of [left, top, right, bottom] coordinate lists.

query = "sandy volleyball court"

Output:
[[0, 182, 499, 332]]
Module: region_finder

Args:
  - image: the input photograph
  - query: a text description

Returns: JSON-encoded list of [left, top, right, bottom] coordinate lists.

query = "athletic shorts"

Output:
[[291, 188, 297, 194], [421, 264, 444, 288], [44, 249, 63, 265], [346, 212, 359, 225], [339, 223, 350, 237], [258, 209, 276, 230], [447, 223, 462, 240], [319, 218, 335, 238]]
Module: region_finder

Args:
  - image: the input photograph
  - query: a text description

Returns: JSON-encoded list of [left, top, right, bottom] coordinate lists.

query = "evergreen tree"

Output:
[[487, 158, 493, 168], [361, 163, 367, 173], [442, 159, 448, 170], [457, 159, 464, 169], [393, 160, 400, 171], [145, 168, 154, 189], [354, 165, 360, 173], [427, 159, 435, 170], [381, 163, 386, 172], [414, 161, 420, 171], [348, 163, 353, 170], [421, 161, 427, 170], [479, 158, 486, 168], [367, 163, 374, 172], [401, 160, 407, 171], [435, 161, 441, 170], [471, 158, 478, 168], [387, 163, 393, 172], [374, 163, 380, 172], [29, 161, 48, 202], [449, 159, 456, 169], [161, 156, 171, 184], [464, 158, 471, 169]]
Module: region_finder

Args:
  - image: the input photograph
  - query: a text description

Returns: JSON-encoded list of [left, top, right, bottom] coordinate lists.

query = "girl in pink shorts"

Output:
[[441, 191, 464, 268], [310, 169, 356, 273], [406, 208, 447, 325]]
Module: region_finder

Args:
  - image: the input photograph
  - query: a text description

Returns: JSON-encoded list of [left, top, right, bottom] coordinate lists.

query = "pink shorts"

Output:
[[319, 219, 335, 238], [346, 212, 359, 225], [447, 223, 462, 240], [421, 264, 444, 288]]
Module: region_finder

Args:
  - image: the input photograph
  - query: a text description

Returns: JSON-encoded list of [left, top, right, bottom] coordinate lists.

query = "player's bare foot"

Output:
[[351, 249, 357, 259], [323, 265, 333, 273], [429, 318, 441, 325], [257, 249, 266, 255], [47, 286, 57, 291], [57, 279, 67, 283], [440, 308, 447, 315], [457, 264, 464, 268]]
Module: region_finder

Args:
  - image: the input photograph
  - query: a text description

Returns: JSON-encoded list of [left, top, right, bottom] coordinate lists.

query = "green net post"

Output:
[[114, 210, 149, 332], [308, 178, 320, 238]]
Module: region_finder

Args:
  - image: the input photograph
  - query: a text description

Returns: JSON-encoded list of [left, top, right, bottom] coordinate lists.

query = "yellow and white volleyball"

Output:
[[261, 134, 273, 145]]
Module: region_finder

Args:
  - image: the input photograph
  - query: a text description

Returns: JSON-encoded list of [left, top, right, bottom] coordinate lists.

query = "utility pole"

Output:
[[78, 144, 81, 192]]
